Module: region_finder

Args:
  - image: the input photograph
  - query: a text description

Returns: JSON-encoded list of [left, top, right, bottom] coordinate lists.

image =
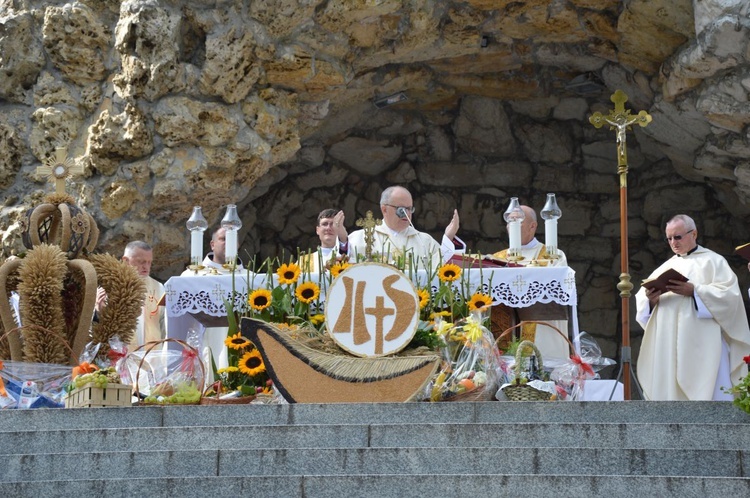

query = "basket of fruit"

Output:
[[131, 339, 205, 405], [65, 366, 132, 408]]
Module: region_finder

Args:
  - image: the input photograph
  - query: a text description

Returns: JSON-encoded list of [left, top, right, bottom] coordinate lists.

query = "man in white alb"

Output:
[[122, 241, 165, 349], [298, 208, 349, 273], [635, 214, 750, 400], [346, 185, 465, 270]]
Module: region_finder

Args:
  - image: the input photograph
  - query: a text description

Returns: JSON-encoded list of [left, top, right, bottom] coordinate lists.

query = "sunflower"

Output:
[[438, 263, 461, 282], [468, 292, 493, 311], [310, 313, 325, 326], [225, 332, 251, 350], [217, 366, 239, 374], [329, 261, 350, 278], [417, 288, 430, 309], [248, 288, 272, 311], [277, 262, 301, 285], [239, 349, 266, 376], [429, 310, 452, 320], [295, 281, 320, 304]]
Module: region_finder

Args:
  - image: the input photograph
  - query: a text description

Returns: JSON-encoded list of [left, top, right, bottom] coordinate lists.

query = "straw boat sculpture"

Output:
[[242, 318, 441, 403]]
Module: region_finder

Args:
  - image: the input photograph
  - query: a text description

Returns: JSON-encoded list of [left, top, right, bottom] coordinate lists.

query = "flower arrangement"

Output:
[[209, 331, 271, 398], [723, 355, 750, 414]]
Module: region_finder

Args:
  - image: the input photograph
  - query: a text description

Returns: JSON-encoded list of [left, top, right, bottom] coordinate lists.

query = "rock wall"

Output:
[[2, 0, 750, 362]]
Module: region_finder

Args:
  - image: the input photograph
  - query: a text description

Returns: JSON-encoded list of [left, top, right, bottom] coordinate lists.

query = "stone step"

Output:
[[1, 422, 748, 455], [1, 401, 747, 433], [1, 447, 748, 482], [1, 474, 749, 497]]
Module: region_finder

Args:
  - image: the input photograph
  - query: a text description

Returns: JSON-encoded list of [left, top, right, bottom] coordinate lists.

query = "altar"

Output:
[[164, 266, 580, 351]]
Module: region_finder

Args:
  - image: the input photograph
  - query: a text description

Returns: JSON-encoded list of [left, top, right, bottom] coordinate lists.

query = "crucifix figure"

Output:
[[588, 90, 652, 400], [355, 210, 382, 261], [36, 148, 86, 195]]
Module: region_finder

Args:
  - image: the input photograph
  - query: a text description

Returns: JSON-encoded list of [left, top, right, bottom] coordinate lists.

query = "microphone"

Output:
[[397, 206, 428, 269]]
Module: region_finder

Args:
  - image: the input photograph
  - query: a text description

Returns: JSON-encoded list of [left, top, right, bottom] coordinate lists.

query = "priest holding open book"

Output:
[[635, 214, 750, 401]]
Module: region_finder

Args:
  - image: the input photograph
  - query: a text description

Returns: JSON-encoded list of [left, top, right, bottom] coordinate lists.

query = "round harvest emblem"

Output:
[[325, 262, 419, 357]]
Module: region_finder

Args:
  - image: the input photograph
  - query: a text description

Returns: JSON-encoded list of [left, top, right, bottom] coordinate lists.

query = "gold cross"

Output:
[[589, 90, 652, 170], [355, 210, 382, 261], [35, 148, 85, 195]]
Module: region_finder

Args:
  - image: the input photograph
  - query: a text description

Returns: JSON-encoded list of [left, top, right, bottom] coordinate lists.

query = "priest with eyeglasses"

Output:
[[345, 185, 465, 270], [635, 214, 750, 400]]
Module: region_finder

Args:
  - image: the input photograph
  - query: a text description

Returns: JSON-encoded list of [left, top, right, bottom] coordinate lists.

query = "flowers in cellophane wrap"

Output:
[[428, 308, 500, 401], [723, 355, 750, 414]]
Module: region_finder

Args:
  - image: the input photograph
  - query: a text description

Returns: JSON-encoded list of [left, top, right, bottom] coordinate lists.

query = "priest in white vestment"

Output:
[[635, 214, 750, 401], [493, 205, 570, 361], [122, 241, 165, 350], [346, 185, 465, 271]]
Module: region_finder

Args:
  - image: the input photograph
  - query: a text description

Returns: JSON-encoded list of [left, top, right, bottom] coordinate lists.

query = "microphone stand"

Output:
[[398, 208, 429, 270]]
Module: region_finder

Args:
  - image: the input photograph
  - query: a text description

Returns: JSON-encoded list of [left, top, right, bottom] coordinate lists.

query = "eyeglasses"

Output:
[[665, 229, 694, 242], [384, 204, 415, 214]]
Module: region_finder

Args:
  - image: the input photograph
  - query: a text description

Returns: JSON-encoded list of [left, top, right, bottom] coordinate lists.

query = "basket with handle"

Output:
[[501, 340, 552, 401], [496, 321, 575, 402], [133, 338, 205, 405]]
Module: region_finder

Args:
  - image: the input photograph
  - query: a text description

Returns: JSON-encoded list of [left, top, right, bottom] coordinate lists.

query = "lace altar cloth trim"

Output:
[[164, 267, 576, 318]]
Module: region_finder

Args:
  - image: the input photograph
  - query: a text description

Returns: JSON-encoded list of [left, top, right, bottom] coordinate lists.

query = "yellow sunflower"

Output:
[[429, 310, 452, 320], [225, 332, 251, 350], [277, 262, 301, 285], [329, 261, 350, 278], [248, 288, 272, 311], [239, 349, 266, 376], [438, 263, 461, 282], [217, 366, 239, 374], [468, 292, 493, 311], [295, 281, 320, 304], [417, 288, 430, 309], [310, 313, 325, 326]]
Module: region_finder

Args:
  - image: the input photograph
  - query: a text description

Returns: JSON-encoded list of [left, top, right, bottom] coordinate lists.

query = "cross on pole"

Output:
[[36, 148, 85, 195], [589, 90, 652, 400]]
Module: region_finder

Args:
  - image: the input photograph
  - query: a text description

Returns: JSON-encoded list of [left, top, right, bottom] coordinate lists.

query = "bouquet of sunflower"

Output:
[[208, 331, 271, 400], [245, 258, 329, 333]]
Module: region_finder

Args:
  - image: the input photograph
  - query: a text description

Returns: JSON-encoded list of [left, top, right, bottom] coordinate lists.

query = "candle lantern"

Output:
[[220, 204, 242, 269], [503, 197, 525, 260], [540, 193, 562, 259], [186, 206, 208, 267]]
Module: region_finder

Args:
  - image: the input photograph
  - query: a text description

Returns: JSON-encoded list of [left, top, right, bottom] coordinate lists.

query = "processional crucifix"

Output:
[[589, 90, 652, 400], [356, 210, 382, 261]]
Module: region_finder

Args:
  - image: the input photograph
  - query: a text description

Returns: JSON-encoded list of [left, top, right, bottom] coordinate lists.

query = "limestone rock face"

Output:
[[3, 0, 750, 360]]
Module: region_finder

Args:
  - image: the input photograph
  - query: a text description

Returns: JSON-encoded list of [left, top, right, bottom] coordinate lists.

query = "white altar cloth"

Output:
[[164, 266, 579, 350]]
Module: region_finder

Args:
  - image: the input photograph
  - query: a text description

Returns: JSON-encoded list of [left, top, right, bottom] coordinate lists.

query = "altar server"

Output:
[[635, 214, 750, 400]]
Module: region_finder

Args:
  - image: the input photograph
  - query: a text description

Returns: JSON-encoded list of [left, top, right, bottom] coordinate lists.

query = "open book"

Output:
[[641, 268, 688, 293], [735, 242, 750, 261]]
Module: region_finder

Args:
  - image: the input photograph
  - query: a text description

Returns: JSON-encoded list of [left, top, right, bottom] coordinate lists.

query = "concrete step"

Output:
[[1, 447, 748, 482], [1, 474, 749, 498], [1, 422, 748, 455], [1, 401, 747, 433]]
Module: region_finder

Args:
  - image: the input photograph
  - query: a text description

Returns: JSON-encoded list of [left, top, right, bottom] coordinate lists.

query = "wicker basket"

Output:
[[200, 381, 256, 405], [133, 338, 205, 405], [501, 340, 553, 401]]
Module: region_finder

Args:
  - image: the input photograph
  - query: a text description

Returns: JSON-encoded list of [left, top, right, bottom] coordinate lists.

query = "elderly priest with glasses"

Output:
[[345, 185, 465, 269], [635, 214, 750, 401]]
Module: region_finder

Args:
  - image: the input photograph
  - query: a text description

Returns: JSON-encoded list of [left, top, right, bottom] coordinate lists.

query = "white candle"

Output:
[[225, 228, 238, 264], [190, 231, 203, 265], [509, 220, 522, 253], [545, 219, 558, 256]]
